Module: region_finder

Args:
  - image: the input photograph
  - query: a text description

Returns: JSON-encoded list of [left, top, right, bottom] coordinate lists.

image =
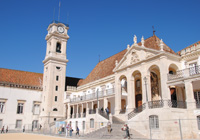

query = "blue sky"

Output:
[[0, 0, 199, 79]]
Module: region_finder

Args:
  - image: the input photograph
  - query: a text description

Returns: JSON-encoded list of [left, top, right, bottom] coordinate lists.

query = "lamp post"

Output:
[[143, 76, 148, 102]]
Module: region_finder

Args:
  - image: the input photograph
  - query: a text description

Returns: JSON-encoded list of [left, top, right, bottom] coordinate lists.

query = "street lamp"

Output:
[[143, 76, 148, 102]]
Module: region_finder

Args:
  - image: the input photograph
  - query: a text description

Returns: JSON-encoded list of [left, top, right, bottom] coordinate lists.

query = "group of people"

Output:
[[100, 107, 110, 116], [65, 123, 80, 137], [1, 126, 8, 133], [107, 122, 131, 139]]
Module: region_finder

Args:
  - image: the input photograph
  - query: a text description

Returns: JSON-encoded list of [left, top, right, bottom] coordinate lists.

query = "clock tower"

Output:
[[40, 21, 69, 127]]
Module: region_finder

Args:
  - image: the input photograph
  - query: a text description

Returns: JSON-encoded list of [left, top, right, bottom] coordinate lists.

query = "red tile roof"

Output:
[[78, 35, 175, 86], [0, 68, 43, 88]]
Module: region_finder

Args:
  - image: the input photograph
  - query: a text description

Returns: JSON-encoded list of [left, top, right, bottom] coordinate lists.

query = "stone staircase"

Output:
[[83, 116, 147, 139]]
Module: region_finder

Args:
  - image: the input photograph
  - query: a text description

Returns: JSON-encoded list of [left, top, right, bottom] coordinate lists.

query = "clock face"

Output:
[[57, 26, 64, 33]]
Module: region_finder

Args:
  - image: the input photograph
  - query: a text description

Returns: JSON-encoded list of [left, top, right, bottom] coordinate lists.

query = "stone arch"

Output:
[[53, 108, 58, 111], [56, 42, 61, 53], [119, 75, 127, 93], [168, 63, 179, 74], [148, 65, 161, 101], [132, 70, 142, 107]]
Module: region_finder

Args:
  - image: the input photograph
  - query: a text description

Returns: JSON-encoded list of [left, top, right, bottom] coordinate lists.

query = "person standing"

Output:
[[122, 124, 130, 139], [39, 124, 42, 130], [66, 123, 70, 137], [106, 107, 109, 116], [76, 126, 80, 136], [69, 125, 73, 137], [6, 126, 8, 133], [23, 125, 25, 133], [1, 126, 4, 133], [107, 121, 111, 133]]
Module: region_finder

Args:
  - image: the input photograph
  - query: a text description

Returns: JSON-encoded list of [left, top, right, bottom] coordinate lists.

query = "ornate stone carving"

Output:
[[130, 51, 140, 64], [146, 52, 155, 59], [141, 36, 144, 47], [133, 35, 137, 45]]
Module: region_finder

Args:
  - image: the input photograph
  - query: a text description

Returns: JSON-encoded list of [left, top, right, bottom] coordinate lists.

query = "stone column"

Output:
[[86, 102, 89, 116], [67, 103, 71, 119], [76, 104, 79, 118], [81, 103, 84, 117], [185, 80, 196, 109], [141, 63, 150, 102], [159, 56, 171, 100], [115, 77, 121, 115], [104, 98, 108, 111], [61, 41, 67, 55], [92, 101, 94, 109], [127, 75, 135, 113], [72, 105, 75, 118]]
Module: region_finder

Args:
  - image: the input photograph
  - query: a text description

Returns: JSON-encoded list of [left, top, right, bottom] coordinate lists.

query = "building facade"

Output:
[[0, 21, 200, 139]]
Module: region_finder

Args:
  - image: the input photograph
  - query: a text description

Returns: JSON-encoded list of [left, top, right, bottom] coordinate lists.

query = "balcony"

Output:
[[69, 88, 115, 103], [168, 65, 200, 81]]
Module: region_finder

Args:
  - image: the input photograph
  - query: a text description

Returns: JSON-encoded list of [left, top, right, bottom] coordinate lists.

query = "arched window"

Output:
[[53, 108, 58, 111], [197, 116, 200, 130], [56, 42, 61, 53], [149, 115, 159, 129], [90, 118, 94, 128]]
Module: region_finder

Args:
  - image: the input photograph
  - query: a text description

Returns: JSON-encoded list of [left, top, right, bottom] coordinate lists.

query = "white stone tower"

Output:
[[40, 21, 69, 127]]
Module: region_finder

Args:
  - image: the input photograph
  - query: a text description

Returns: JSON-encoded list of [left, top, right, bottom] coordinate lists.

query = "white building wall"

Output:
[[0, 86, 42, 129]]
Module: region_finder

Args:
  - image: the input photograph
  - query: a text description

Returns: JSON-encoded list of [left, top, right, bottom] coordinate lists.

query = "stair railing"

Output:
[[128, 103, 146, 120], [98, 109, 109, 120]]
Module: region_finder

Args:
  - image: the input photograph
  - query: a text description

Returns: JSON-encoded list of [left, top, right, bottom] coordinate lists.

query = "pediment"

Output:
[[113, 46, 156, 72]]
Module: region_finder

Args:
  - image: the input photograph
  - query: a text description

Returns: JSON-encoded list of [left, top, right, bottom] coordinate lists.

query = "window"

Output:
[[16, 120, 22, 128], [55, 86, 58, 91], [0, 119, 2, 128], [55, 96, 57, 102], [197, 116, 200, 130], [33, 104, 40, 115], [56, 66, 60, 70], [56, 76, 59, 81], [149, 115, 159, 129], [194, 91, 200, 108], [32, 120, 38, 129], [53, 108, 58, 111], [76, 121, 78, 127], [189, 63, 198, 75], [90, 118, 94, 128], [56, 42, 61, 53], [0, 102, 5, 113], [54, 118, 56, 121], [17, 103, 24, 114]]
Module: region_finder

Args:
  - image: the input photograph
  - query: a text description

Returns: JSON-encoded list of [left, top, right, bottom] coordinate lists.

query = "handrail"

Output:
[[98, 109, 109, 120]]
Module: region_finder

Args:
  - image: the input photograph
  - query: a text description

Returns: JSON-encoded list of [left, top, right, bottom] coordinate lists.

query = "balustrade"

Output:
[[89, 109, 96, 114], [148, 100, 164, 109], [168, 65, 200, 81], [69, 88, 115, 103]]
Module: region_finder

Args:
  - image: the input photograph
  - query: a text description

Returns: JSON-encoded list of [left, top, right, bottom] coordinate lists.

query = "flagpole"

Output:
[[58, 1, 61, 21]]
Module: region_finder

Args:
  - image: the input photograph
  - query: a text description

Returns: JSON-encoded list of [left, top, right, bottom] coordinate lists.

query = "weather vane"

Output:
[[152, 26, 156, 36]]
